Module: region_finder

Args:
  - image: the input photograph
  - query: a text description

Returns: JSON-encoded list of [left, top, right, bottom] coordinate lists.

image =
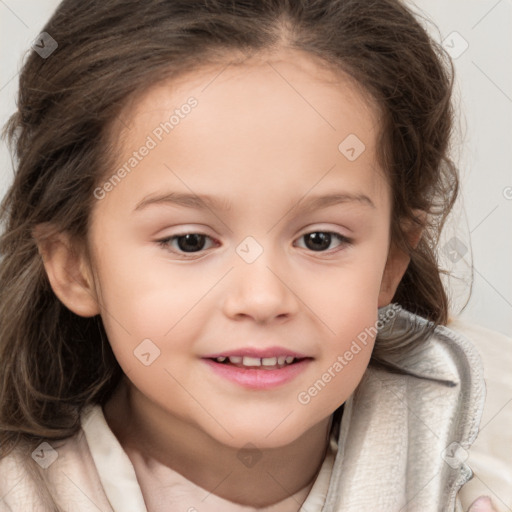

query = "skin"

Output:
[[35, 48, 426, 510]]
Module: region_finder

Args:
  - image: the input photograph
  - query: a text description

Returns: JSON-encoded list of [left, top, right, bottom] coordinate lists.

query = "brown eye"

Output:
[[157, 233, 215, 254], [175, 234, 208, 252], [296, 232, 351, 252]]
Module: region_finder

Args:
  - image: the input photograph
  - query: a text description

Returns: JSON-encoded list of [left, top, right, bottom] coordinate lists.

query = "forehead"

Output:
[[126, 49, 381, 131], [104, 48, 389, 212]]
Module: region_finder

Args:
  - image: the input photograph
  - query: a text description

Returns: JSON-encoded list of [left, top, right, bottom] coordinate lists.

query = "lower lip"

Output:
[[202, 358, 311, 390]]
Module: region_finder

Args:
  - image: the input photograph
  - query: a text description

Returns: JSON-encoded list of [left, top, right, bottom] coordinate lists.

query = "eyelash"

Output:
[[155, 231, 352, 257]]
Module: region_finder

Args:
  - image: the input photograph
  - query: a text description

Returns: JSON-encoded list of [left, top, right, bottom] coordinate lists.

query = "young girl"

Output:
[[0, 1, 506, 511]]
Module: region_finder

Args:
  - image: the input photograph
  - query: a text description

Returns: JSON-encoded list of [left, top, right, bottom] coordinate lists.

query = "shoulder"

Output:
[[0, 406, 113, 511], [447, 317, 512, 512]]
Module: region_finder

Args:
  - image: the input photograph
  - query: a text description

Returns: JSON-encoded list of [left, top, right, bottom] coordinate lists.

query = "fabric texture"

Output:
[[1, 305, 508, 511], [447, 316, 512, 512]]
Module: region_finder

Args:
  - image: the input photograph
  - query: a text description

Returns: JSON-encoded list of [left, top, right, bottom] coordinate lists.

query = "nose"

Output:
[[222, 248, 299, 324]]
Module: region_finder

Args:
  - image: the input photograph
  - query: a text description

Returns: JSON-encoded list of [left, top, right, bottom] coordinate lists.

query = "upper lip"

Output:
[[203, 346, 310, 359]]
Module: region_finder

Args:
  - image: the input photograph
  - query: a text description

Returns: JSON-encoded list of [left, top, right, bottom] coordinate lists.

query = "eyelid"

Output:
[[293, 231, 352, 252], [155, 227, 353, 258], [156, 232, 218, 257]]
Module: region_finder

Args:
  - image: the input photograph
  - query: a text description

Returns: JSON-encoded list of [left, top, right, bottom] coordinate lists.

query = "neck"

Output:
[[104, 377, 333, 508]]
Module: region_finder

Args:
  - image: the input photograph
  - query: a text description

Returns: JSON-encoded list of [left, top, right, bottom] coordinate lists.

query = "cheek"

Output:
[[92, 233, 207, 332], [330, 307, 378, 374], [299, 309, 378, 419], [304, 247, 387, 335], [307, 259, 383, 412]]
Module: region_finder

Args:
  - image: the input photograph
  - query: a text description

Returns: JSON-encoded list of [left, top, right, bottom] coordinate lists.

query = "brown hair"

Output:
[[0, 0, 462, 504]]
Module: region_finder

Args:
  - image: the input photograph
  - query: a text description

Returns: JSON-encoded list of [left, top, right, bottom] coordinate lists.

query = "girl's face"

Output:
[[85, 50, 401, 449]]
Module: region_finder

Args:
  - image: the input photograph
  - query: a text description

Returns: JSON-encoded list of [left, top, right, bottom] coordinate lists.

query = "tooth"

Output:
[[277, 356, 286, 365], [216, 356, 227, 362], [242, 356, 261, 366], [261, 357, 277, 366], [229, 356, 243, 364], [285, 356, 294, 364]]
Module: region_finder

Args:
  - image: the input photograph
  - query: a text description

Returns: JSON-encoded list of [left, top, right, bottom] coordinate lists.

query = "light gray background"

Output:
[[1, 0, 511, 336]]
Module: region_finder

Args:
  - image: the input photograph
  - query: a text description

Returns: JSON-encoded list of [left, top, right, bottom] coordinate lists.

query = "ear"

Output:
[[32, 223, 100, 317], [378, 210, 426, 307]]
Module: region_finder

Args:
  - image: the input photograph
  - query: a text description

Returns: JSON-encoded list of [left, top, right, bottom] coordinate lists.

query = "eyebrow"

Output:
[[133, 190, 375, 214]]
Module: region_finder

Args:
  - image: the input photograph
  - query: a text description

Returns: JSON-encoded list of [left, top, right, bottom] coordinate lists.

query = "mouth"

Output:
[[207, 355, 309, 370], [202, 349, 313, 389]]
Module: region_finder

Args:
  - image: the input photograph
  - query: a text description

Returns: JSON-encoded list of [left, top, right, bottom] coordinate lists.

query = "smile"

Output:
[[212, 355, 303, 369], [202, 356, 312, 389]]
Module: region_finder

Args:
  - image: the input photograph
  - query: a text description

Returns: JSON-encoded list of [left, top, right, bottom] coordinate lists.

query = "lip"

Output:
[[202, 357, 312, 390], [203, 346, 309, 359]]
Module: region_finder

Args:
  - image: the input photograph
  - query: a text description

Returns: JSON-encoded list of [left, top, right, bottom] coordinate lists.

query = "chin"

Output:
[[203, 416, 316, 451]]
